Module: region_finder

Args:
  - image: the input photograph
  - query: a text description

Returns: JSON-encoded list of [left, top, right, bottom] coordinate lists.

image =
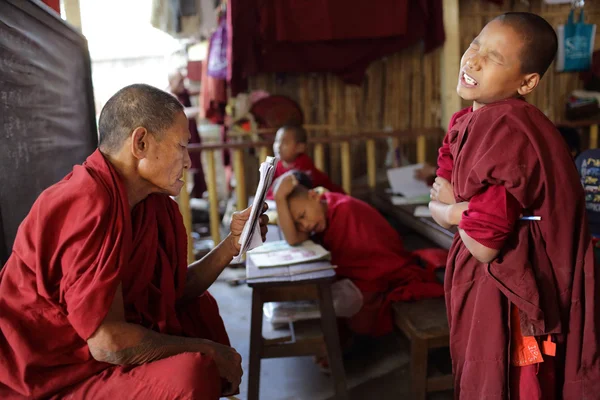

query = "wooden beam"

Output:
[[417, 135, 427, 164], [341, 142, 351, 194], [314, 143, 325, 171], [63, 0, 82, 30], [206, 150, 221, 245], [366, 139, 376, 188], [590, 124, 598, 149], [178, 172, 194, 264], [233, 149, 247, 210], [440, 0, 461, 130]]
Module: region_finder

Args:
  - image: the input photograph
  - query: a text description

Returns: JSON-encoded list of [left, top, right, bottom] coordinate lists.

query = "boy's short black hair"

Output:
[[279, 125, 308, 144], [495, 12, 558, 78], [290, 170, 313, 188]]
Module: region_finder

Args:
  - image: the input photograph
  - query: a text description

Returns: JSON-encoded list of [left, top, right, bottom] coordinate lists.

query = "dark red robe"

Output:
[[0, 150, 229, 399], [266, 153, 345, 199], [315, 193, 444, 336], [437, 98, 600, 399]]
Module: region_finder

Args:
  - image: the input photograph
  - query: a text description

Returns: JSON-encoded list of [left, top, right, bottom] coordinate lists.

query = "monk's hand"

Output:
[[203, 340, 243, 396], [227, 203, 269, 255], [273, 172, 298, 201], [430, 177, 455, 205]]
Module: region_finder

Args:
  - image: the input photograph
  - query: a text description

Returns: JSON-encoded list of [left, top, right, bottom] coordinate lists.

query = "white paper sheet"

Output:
[[413, 205, 432, 218], [386, 164, 431, 199], [232, 156, 279, 263]]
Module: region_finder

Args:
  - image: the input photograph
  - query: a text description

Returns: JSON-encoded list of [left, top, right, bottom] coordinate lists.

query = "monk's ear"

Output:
[[130, 127, 149, 160], [517, 73, 540, 97]]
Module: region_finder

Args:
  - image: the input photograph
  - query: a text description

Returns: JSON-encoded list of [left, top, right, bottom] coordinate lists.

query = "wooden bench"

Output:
[[392, 298, 453, 400]]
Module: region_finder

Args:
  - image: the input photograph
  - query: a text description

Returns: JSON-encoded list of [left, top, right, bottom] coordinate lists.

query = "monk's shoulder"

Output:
[[477, 101, 552, 129], [37, 166, 115, 218]]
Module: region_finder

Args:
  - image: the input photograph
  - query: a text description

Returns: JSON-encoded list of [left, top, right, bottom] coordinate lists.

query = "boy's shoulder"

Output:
[[475, 98, 550, 126]]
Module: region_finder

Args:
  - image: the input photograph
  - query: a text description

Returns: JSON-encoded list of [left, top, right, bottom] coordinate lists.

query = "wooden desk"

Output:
[[245, 227, 348, 400], [369, 192, 455, 250]]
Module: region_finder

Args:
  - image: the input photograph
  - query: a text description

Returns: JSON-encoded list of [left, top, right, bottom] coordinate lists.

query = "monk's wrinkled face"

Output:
[[288, 190, 327, 234], [274, 128, 304, 164], [138, 111, 191, 196], [457, 20, 533, 110]]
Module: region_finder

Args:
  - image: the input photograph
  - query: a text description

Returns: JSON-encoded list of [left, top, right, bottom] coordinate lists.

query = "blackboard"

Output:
[[0, 0, 97, 264]]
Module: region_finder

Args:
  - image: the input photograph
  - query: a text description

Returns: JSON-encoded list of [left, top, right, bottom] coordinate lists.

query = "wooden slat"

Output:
[[178, 171, 194, 264], [233, 149, 247, 210], [417, 135, 427, 164], [206, 150, 221, 245], [341, 141, 351, 194], [427, 375, 454, 393], [441, 0, 461, 129], [314, 143, 325, 171], [259, 146, 269, 163], [366, 139, 376, 188], [591, 124, 599, 149]]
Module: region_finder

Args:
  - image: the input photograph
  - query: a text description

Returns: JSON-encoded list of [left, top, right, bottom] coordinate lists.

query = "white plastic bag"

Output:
[[331, 279, 364, 318]]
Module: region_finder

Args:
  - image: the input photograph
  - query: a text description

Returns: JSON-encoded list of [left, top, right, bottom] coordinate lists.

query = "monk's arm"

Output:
[[275, 196, 309, 245], [428, 200, 499, 263], [88, 283, 239, 366], [183, 235, 238, 299]]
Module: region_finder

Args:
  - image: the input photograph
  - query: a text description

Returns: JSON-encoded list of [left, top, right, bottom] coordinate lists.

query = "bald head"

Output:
[[280, 125, 308, 144], [494, 12, 557, 78], [98, 84, 184, 153]]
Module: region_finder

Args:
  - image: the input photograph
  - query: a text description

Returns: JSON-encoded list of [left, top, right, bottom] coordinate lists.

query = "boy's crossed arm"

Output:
[[429, 177, 501, 264], [273, 173, 310, 246]]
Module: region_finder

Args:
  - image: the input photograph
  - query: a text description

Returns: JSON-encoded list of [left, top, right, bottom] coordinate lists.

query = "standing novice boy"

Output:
[[266, 125, 344, 199], [429, 12, 600, 399]]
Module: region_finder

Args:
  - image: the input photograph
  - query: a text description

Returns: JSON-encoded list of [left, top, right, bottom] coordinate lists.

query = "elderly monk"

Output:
[[0, 84, 268, 399]]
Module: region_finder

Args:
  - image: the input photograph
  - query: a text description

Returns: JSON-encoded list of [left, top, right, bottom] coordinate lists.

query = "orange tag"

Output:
[[542, 335, 556, 357], [510, 306, 544, 366]]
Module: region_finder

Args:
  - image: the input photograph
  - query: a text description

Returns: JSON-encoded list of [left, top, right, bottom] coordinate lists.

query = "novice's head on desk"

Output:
[[273, 125, 308, 166], [275, 173, 328, 235], [458, 12, 557, 110]]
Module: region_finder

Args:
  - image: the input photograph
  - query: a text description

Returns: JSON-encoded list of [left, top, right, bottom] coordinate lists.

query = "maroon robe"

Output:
[[315, 193, 444, 336], [439, 98, 600, 399], [0, 150, 229, 399]]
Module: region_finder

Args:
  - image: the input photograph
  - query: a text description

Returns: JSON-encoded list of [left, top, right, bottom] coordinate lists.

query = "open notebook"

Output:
[[248, 240, 331, 268]]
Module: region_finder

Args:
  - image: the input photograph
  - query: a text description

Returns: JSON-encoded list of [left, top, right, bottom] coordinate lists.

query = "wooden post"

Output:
[[341, 142, 351, 195], [366, 139, 376, 189], [392, 138, 400, 167], [314, 143, 325, 171], [206, 150, 221, 245], [590, 124, 599, 149], [259, 146, 269, 163], [178, 172, 194, 264], [440, 0, 461, 130], [417, 135, 427, 164], [63, 0, 82, 30], [233, 149, 247, 210]]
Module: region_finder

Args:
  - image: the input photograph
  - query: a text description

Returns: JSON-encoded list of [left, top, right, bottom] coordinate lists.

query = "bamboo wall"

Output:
[[247, 0, 600, 181]]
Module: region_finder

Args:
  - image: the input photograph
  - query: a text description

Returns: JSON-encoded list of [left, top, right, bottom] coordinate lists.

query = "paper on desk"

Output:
[[232, 156, 279, 263], [391, 194, 430, 205], [386, 164, 431, 199], [413, 205, 432, 218]]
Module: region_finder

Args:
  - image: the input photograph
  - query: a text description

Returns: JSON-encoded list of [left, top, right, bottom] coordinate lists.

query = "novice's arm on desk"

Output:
[[429, 200, 499, 263], [273, 174, 310, 246]]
